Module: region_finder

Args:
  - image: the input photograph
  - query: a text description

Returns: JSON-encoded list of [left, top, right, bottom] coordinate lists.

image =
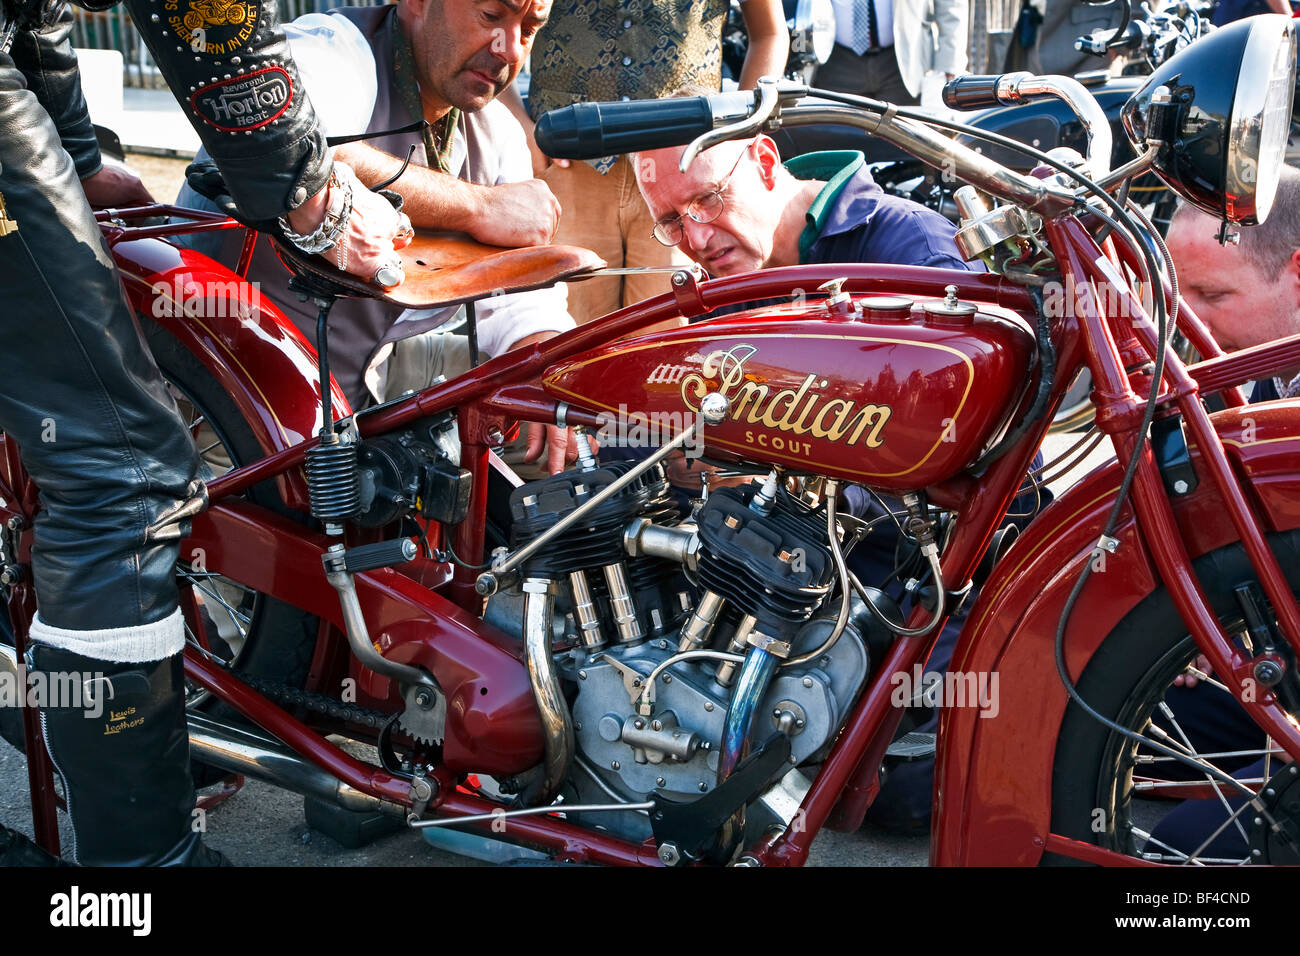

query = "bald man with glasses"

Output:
[[634, 131, 972, 279], [634, 127, 1019, 835]]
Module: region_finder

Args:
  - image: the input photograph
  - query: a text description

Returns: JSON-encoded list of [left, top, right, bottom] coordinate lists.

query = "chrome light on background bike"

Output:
[[1121, 14, 1297, 225], [792, 0, 836, 66]]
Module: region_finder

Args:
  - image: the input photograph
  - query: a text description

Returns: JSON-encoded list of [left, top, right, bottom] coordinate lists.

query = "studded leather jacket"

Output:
[[2, 0, 330, 223]]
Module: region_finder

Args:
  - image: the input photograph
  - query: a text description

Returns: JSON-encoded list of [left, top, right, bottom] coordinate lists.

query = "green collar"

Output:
[[787, 151, 865, 262]]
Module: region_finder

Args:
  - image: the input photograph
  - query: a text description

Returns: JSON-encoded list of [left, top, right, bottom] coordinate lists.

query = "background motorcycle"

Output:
[[2, 14, 1300, 867]]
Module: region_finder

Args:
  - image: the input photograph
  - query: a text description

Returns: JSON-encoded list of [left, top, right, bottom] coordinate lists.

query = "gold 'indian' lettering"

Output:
[[681, 344, 892, 449]]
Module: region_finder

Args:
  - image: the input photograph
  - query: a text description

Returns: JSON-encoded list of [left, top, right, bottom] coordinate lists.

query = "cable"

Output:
[[1094, 178, 1131, 245], [441, 537, 491, 571], [803, 87, 1200, 774]]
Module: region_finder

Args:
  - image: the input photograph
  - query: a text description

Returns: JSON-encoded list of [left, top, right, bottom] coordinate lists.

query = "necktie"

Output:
[[391, 12, 459, 172], [852, 1, 880, 56]]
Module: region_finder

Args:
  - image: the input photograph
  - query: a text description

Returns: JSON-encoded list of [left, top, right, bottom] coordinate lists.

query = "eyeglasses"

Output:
[[650, 146, 751, 247]]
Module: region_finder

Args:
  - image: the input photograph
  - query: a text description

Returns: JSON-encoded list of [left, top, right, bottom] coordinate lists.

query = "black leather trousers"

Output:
[[0, 55, 198, 636]]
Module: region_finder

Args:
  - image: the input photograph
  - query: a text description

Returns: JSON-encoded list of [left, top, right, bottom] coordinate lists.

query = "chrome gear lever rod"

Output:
[[475, 392, 732, 596]]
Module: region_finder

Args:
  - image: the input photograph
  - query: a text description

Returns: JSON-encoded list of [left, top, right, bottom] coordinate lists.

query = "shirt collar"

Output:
[[786, 151, 877, 261]]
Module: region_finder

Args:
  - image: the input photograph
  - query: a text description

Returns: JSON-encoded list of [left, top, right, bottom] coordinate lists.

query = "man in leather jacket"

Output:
[[0, 0, 406, 865]]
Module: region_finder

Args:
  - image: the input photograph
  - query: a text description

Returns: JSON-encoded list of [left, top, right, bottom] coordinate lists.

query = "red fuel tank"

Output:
[[543, 296, 1036, 490]]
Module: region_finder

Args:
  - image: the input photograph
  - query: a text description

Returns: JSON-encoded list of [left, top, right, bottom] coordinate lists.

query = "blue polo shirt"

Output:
[[786, 151, 975, 271]]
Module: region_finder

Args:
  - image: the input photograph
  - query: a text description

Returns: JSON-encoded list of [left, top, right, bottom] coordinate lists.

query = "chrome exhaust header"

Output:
[[186, 712, 400, 816]]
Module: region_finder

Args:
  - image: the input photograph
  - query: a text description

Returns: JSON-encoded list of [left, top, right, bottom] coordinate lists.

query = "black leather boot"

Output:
[[31, 645, 229, 866]]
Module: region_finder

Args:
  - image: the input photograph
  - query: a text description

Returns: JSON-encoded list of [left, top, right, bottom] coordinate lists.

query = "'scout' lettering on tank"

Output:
[[678, 344, 892, 450]]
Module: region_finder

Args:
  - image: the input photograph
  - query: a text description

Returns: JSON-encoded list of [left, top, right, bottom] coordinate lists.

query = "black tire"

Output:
[[1048, 530, 1300, 865], [139, 314, 317, 716]]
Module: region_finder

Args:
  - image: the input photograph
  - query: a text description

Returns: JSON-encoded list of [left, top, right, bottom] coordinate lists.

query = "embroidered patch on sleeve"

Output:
[[164, 0, 261, 55], [190, 67, 293, 132]]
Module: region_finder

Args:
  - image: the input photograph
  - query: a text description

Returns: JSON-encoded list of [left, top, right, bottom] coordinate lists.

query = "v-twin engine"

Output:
[[490, 458, 883, 844]]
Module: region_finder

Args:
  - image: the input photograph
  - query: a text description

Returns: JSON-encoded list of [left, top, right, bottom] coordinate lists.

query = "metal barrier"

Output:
[[70, 0, 386, 88]]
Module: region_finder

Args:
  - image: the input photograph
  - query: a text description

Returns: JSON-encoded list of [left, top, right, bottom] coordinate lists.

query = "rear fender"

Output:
[[932, 400, 1300, 865], [113, 236, 349, 510]]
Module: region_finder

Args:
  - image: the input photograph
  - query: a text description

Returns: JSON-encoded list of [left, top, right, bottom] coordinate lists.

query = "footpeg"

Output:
[[885, 730, 936, 761]]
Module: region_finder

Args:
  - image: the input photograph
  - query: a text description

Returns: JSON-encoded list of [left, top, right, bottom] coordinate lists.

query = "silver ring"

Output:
[[374, 260, 405, 287]]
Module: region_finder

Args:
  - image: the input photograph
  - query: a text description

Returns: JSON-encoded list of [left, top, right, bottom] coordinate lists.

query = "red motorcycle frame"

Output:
[[6, 184, 1300, 866]]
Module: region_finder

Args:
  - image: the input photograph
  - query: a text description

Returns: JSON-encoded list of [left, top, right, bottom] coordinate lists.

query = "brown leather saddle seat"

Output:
[[183, 159, 605, 308], [272, 230, 606, 310]]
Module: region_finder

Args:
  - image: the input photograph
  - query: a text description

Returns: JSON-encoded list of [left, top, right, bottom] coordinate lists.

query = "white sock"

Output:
[[28, 608, 185, 663]]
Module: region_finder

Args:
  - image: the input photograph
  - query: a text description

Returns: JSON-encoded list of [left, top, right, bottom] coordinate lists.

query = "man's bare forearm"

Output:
[[738, 0, 790, 89], [336, 141, 480, 232], [335, 141, 560, 247]]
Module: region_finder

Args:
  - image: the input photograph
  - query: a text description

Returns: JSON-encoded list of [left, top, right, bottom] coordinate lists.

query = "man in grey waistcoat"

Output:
[[178, 0, 582, 471]]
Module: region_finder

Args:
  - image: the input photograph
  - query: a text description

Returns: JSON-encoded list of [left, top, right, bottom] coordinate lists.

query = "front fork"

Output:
[[1054, 217, 1300, 762]]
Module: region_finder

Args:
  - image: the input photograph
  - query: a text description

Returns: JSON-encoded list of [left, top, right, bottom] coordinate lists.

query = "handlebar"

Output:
[[534, 92, 757, 160], [534, 77, 1081, 218], [941, 72, 1112, 177]]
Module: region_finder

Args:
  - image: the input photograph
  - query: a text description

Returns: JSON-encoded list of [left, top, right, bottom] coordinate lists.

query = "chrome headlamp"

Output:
[[1122, 14, 1297, 225]]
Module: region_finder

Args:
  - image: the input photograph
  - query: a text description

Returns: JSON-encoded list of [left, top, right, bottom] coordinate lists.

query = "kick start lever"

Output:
[[322, 540, 439, 693]]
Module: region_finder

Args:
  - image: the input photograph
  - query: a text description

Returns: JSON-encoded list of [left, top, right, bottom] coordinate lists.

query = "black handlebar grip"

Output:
[[344, 538, 418, 574], [941, 75, 1003, 111], [534, 92, 756, 161]]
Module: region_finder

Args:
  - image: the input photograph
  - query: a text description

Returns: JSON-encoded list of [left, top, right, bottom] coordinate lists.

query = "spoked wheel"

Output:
[[141, 315, 316, 715], [1049, 532, 1300, 865]]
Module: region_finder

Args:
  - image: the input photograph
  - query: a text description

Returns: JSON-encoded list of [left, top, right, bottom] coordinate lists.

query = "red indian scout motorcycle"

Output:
[[3, 14, 1300, 867]]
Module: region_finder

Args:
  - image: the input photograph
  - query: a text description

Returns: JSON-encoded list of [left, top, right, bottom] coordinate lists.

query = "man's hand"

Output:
[[285, 162, 412, 287], [507, 329, 586, 473], [524, 421, 593, 474], [468, 179, 561, 247], [80, 164, 154, 209]]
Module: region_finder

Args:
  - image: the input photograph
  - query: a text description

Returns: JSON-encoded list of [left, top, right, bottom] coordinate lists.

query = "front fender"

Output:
[[113, 236, 349, 511], [933, 401, 1300, 865]]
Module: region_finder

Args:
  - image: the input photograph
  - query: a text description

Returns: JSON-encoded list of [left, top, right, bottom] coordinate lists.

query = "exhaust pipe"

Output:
[[521, 577, 574, 805], [186, 712, 402, 817], [3, 645, 400, 819]]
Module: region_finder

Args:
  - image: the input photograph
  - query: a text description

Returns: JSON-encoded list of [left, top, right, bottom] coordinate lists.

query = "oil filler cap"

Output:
[[922, 285, 977, 325], [859, 296, 914, 321], [817, 277, 854, 316]]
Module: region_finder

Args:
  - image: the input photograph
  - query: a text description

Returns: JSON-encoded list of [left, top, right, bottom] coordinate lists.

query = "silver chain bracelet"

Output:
[[277, 162, 354, 256]]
